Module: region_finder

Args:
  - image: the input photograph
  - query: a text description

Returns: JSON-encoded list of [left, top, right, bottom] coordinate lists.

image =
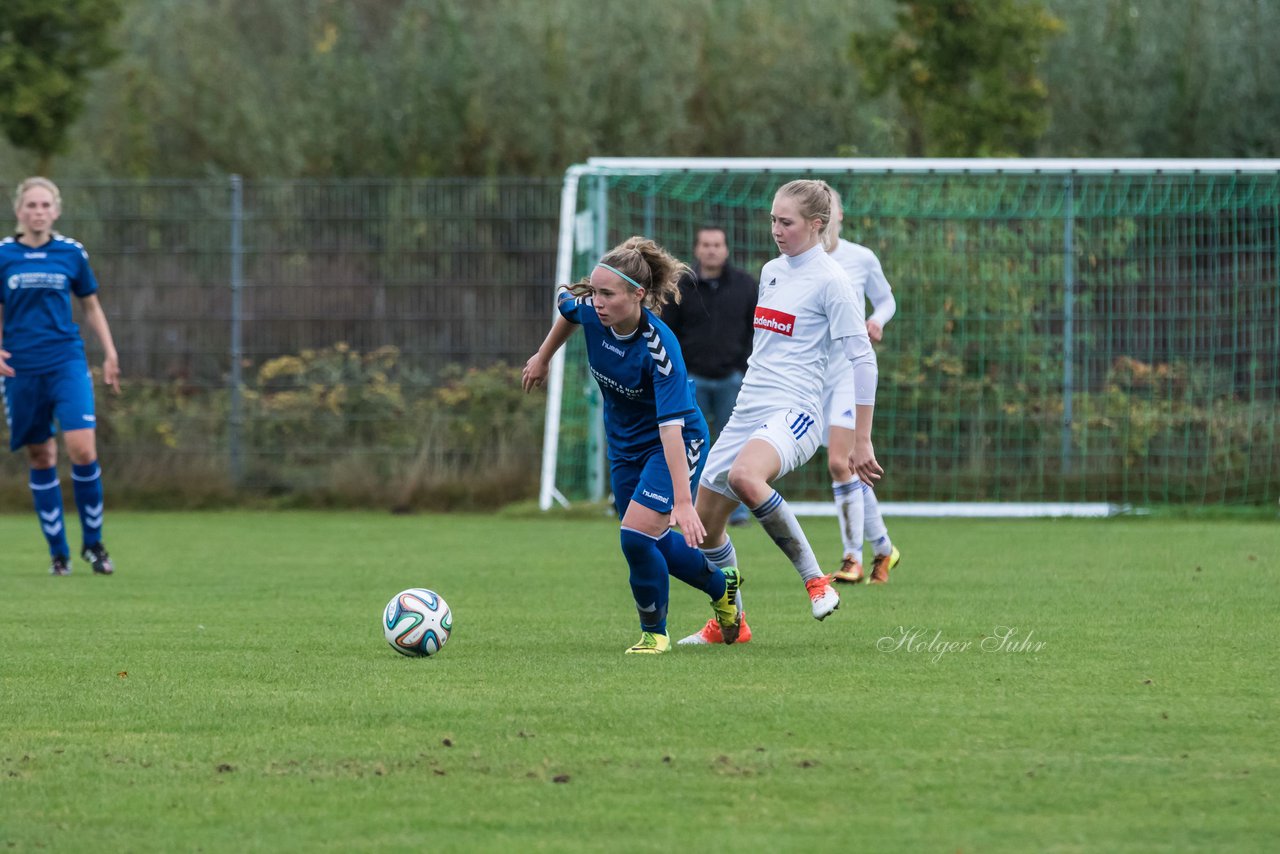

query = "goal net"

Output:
[[539, 158, 1280, 516]]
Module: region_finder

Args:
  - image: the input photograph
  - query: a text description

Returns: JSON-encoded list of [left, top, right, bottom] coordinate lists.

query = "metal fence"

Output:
[[2, 172, 1276, 510], [1, 178, 563, 507], [548, 162, 1280, 507]]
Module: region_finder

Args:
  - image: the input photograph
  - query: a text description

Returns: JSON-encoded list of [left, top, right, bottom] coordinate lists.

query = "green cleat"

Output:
[[869, 546, 901, 584], [710, 567, 744, 645], [625, 632, 671, 655]]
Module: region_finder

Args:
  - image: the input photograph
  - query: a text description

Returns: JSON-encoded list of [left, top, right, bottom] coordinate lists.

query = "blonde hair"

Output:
[[775, 179, 840, 252], [13, 176, 62, 235], [569, 236, 691, 314], [823, 187, 845, 252]]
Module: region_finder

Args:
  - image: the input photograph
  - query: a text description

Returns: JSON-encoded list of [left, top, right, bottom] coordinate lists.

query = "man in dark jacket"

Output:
[[664, 225, 757, 525]]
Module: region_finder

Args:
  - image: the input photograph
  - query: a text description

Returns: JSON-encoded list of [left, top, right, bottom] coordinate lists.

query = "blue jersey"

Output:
[[0, 234, 99, 373], [559, 294, 707, 461]]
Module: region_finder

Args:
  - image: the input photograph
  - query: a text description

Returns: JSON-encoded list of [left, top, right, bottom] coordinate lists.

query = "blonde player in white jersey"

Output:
[[822, 189, 902, 585], [679, 179, 882, 646]]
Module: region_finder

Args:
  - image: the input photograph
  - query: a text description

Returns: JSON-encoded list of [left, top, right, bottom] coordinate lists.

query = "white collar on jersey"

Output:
[[783, 242, 826, 268]]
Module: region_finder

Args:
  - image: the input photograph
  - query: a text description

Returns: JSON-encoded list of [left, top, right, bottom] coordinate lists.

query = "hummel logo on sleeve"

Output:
[[686, 438, 705, 476], [642, 329, 673, 376]]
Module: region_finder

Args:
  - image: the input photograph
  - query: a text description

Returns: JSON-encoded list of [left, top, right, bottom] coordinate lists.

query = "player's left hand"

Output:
[[522, 353, 549, 392], [867, 321, 884, 343], [671, 500, 705, 548], [850, 436, 883, 484], [103, 354, 121, 393]]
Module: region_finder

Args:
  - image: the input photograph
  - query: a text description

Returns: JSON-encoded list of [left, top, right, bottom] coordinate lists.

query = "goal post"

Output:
[[539, 158, 1280, 515]]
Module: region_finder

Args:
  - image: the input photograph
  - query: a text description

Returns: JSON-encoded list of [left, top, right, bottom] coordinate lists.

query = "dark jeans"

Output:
[[691, 371, 743, 441]]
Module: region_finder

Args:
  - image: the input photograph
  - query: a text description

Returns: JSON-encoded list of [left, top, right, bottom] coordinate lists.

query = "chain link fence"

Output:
[[1, 178, 562, 509]]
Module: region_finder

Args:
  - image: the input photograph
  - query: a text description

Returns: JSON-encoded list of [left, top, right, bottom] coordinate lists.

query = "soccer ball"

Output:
[[383, 588, 452, 657]]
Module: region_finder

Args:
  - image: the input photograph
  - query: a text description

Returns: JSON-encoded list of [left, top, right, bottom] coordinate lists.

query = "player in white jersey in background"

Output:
[[822, 189, 902, 585], [679, 179, 882, 645]]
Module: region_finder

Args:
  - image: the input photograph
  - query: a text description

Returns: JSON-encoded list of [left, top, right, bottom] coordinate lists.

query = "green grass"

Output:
[[1, 511, 1276, 852]]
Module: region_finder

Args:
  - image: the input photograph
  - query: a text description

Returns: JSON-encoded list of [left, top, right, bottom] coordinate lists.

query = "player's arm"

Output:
[[522, 298, 579, 392], [841, 331, 882, 483], [0, 304, 11, 378], [78, 294, 120, 393], [863, 253, 896, 343], [866, 292, 895, 343], [659, 422, 704, 548], [829, 271, 882, 482]]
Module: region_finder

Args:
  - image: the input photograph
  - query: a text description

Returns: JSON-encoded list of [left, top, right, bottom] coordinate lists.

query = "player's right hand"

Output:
[[0, 349, 13, 377]]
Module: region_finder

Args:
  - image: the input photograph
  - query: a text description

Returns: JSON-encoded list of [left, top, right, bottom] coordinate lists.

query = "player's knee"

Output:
[[727, 467, 766, 506], [619, 527, 657, 564], [25, 442, 56, 468], [827, 455, 851, 481]]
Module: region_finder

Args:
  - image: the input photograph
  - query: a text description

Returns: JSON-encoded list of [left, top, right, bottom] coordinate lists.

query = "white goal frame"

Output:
[[538, 157, 1280, 517]]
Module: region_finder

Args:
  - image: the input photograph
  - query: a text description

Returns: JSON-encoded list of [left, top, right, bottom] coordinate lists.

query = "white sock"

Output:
[[701, 538, 744, 611], [863, 483, 893, 556], [751, 490, 823, 583], [832, 478, 864, 562]]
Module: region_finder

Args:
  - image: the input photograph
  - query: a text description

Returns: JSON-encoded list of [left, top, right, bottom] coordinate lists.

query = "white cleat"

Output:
[[806, 574, 840, 620], [677, 619, 718, 645]]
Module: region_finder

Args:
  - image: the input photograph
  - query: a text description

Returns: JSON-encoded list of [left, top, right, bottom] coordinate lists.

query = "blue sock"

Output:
[[29, 467, 70, 558], [72, 461, 105, 549], [657, 530, 726, 599], [619, 528, 670, 634]]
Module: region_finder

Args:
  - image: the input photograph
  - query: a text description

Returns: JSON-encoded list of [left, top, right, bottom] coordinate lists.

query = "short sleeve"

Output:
[[825, 268, 867, 342], [648, 327, 696, 423], [557, 292, 591, 325], [72, 248, 100, 298]]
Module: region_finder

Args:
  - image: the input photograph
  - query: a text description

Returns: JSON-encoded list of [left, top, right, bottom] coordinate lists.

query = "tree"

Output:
[[852, 0, 1063, 156], [0, 0, 123, 174], [50, 0, 883, 178]]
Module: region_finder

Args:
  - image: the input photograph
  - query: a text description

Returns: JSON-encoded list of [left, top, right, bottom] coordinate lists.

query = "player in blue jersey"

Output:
[[523, 236, 742, 654], [0, 177, 120, 576]]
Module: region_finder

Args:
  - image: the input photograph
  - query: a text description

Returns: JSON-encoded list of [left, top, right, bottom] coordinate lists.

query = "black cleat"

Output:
[[82, 542, 115, 575], [50, 555, 72, 576]]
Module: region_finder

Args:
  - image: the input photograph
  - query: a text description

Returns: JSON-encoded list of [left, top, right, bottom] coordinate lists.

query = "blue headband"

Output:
[[595, 262, 645, 290]]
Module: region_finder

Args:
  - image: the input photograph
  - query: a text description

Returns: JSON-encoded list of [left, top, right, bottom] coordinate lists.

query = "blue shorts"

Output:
[[1, 359, 97, 451], [610, 432, 710, 518]]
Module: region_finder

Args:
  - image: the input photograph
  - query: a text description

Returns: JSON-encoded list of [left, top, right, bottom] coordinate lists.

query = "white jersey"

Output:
[[829, 239, 895, 326], [822, 239, 896, 411], [734, 243, 869, 422]]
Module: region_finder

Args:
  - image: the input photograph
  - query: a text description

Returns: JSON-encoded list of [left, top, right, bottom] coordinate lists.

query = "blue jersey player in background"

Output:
[[523, 236, 743, 654], [0, 177, 120, 576]]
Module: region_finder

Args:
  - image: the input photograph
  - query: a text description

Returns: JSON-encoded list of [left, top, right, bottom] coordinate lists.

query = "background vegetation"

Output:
[[2, 0, 1278, 179]]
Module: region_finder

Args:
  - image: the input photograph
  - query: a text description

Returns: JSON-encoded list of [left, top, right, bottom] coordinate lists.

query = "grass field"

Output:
[[1, 510, 1276, 852]]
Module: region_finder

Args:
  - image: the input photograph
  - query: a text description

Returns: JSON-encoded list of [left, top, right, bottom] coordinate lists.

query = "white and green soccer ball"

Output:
[[383, 588, 452, 657]]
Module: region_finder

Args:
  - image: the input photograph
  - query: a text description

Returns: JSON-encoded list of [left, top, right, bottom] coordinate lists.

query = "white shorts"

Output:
[[700, 406, 823, 501], [821, 367, 857, 444]]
